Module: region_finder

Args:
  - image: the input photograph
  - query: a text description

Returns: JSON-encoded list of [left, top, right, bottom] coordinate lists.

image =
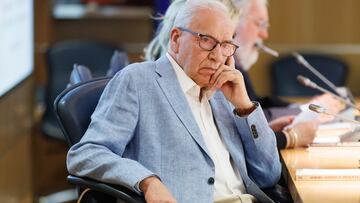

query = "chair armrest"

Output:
[[262, 184, 293, 203], [67, 175, 145, 203]]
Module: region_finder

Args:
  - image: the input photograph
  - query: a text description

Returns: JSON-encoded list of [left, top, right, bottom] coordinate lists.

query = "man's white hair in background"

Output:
[[233, 0, 269, 71]]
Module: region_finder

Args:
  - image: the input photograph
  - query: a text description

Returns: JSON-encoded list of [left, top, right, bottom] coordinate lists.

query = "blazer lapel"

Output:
[[154, 56, 211, 157]]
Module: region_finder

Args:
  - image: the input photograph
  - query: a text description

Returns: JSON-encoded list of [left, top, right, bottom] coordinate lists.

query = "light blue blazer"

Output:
[[67, 56, 281, 203]]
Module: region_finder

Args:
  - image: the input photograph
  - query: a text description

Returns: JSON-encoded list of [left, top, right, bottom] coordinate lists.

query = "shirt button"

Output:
[[208, 177, 215, 185]]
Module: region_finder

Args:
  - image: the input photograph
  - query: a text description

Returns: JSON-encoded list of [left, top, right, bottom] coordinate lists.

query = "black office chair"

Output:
[[271, 53, 348, 97], [38, 40, 128, 203], [43, 40, 126, 140], [54, 77, 145, 203]]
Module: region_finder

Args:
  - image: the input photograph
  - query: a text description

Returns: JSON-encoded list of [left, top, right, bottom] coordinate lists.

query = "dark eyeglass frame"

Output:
[[177, 27, 239, 57]]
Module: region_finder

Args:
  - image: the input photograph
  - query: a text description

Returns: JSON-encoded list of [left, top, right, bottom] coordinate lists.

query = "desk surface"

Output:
[[281, 147, 360, 203]]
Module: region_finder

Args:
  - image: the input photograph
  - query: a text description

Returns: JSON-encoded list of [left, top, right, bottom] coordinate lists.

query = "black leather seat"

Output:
[[37, 41, 124, 203], [43, 40, 123, 140], [271, 53, 348, 97], [54, 77, 145, 203]]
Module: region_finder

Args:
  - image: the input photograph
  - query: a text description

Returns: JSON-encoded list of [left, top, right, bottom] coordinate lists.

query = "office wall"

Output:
[[0, 77, 34, 203], [34, 1, 360, 96], [0, 0, 35, 202], [249, 0, 360, 96], [34, 2, 153, 87]]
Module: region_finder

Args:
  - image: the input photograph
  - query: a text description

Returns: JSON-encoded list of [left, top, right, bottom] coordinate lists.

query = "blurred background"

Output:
[[0, 0, 359, 202]]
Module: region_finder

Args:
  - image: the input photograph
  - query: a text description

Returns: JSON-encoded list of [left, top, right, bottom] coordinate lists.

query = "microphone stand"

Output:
[[297, 75, 360, 111], [309, 104, 360, 125], [255, 42, 279, 57], [292, 52, 347, 99]]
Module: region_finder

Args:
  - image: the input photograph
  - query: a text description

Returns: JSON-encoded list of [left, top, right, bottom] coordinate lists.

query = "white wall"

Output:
[[0, 0, 33, 97]]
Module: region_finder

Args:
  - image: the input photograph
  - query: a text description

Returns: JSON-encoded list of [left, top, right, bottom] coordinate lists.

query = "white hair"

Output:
[[173, 0, 230, 28], [145, 0, 233, 61], [144, 0, 186, 61], [233, 0, 268, 21], [144, 0, 264, 61]]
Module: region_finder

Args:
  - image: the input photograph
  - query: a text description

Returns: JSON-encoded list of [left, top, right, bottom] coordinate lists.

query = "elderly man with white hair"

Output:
[[67, 0, 281, 203]]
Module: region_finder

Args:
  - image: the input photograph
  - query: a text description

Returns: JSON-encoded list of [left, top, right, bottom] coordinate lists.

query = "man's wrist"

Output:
[[139, 176, 160, 193], [233, 102, 257, 116]]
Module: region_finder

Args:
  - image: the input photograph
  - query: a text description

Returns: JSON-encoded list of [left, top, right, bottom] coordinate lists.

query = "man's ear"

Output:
[[169, 28, 181, 53]]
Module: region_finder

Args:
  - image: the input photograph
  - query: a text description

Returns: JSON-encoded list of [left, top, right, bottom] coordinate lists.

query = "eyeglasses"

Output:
[[253, 18, 270, 30], [177, 27, 239, 57]]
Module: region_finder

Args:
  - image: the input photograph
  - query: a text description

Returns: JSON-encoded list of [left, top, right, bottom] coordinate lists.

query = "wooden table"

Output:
[[281, 147, 360, 203]]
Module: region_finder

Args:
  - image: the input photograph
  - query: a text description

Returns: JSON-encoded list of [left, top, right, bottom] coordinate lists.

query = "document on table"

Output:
[[296, 168, 360, 181], [314, 122, 358, 144]]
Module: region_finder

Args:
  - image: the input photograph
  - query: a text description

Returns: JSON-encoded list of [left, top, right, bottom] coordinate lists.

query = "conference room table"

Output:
[[281, 147, 360, 203], [280, 97, 360, 203]]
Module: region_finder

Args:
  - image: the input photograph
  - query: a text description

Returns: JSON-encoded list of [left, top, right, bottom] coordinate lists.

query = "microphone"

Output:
[[292, 52, 345, 98], [297, 75, 317, 89], [309, 104, 360, 125], [255, 42, 279, 57], [297, 75, 360, 111]]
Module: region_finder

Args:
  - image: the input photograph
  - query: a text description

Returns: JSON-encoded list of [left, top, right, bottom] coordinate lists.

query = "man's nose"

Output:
[[259, 28, 269, 39], [209, 44, 225, 64]]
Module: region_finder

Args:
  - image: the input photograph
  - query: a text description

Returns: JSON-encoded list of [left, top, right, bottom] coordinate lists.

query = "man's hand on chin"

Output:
[[140, 176, 177, 203], [208, 57, 254, 111]]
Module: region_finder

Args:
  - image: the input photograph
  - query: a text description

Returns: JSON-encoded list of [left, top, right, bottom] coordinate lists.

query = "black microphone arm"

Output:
[[309, 104, 360, 125], [297, 75, 360, 111], [292, 52, 345, 98]]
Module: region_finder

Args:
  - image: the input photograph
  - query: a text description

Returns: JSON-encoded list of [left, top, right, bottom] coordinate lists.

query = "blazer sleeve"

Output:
[[67, 68, 156, 194], [232, 102, 282, 188]]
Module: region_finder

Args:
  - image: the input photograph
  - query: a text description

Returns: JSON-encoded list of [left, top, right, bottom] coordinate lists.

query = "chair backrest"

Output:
[[54, 77, 111, 146], [43, 40, 119, 139], [54, 77, 146, 203], [271, 53, 348, 96]]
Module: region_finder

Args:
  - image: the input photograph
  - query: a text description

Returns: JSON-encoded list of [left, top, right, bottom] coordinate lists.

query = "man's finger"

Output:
[[225, 56, 235, 68]]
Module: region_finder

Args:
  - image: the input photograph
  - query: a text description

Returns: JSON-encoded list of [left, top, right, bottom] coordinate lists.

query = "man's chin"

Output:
[[195, 77, 212, 88], [198, 82, 211, 89]]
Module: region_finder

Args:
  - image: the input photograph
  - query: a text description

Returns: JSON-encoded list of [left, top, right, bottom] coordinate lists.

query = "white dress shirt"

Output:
[[166, 53, 246, 200]]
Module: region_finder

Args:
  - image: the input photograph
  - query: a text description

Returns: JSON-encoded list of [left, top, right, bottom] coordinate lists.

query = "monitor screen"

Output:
[[0, 0, 33, 97]]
